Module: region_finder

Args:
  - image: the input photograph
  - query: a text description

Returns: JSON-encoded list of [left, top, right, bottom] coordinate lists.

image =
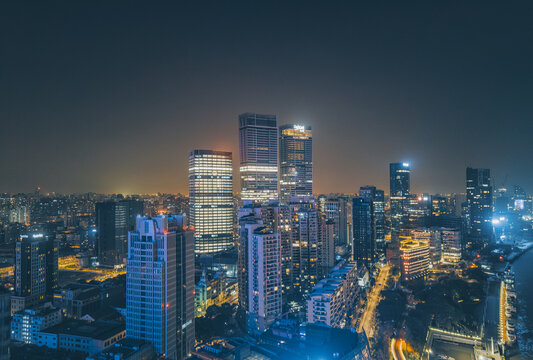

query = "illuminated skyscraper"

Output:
[[279, 124, 312, 204], [390, 163, 410, 234], [126, 216, 177, 359], [466, 167, 493, 248], [239, 113, 279, 202], [189, 150, 233, 254]]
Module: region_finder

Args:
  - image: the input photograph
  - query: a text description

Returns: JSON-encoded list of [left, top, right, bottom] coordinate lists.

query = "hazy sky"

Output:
[[1, 1, 532, 195]]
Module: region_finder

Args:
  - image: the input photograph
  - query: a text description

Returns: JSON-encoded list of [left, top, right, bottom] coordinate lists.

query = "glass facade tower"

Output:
[[239, 113, 279, 202], [279, 124, 313, 204], [189, 150, 233, 254]]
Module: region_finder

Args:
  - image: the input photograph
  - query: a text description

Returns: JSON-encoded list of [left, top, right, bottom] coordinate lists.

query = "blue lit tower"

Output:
[[466, 167, 493, 248]]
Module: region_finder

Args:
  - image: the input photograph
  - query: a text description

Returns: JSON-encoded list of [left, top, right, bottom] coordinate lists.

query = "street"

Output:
[[357, 263, 391, 338]]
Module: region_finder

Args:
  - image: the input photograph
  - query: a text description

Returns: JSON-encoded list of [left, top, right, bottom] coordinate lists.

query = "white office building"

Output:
[[189, 150, 233, 254], [126, 216, 177, 359]]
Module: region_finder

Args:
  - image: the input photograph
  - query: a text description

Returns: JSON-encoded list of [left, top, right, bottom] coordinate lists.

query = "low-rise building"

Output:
[[86, 338, 155, 360], [10, 305, 62, 344], [53, 283, 101, 319], [400, 236, 430, 281], [37, 319, 125, 355]]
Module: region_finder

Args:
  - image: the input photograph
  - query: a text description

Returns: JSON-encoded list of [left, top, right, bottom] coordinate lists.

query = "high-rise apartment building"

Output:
[[126, 216, 177, 359], [12, 232, 58, 313], [238, 202, 292, 305], [237, 214, 264, 312], [247, 227, 282, 333], [279, 124, 312, 204], [291, 203, 322, 298], [352, 197, 374, 267], [189, 150, 233, 254], [96, 200, 144, 267], [466, 167, 493, 247], [239, 113, 279, 202]]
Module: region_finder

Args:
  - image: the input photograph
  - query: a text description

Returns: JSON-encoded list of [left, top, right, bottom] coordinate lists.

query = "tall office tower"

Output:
[[189, 150, 233, 254], [440, 228, 461, 264], [359, 186, 385, 259], [466, 167, 493, 248], [96, 199, 144, 267], [238, 202, 292, 304], [0, 289, 10, 360], [352, 197, 375, 267], [399, 236, 430, 282], [247, 227, 282, 333], [279, 124, 313, 204], [239, 113, 279, 202], [126, 216, 177, 359], [290, 204, 322, 298], [168, 215, 195, 359], [390, 163, 410, 234], [12, 232, 58, 313]]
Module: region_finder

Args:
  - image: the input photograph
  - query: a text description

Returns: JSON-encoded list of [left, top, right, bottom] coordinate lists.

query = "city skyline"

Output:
[[1, 2, 532, 195]]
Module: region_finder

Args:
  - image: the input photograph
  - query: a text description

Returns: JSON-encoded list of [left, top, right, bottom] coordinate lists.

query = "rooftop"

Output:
[[42, 320, 125, 340]]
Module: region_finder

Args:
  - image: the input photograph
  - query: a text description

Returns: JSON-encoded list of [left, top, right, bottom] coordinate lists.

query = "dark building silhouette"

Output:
[[96, 200, 143, 267], [353, 197, 375, 267], [12, 232, 58, 313]]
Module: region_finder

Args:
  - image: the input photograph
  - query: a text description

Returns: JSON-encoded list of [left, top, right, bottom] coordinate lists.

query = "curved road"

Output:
[[390, 338, 407, 360]]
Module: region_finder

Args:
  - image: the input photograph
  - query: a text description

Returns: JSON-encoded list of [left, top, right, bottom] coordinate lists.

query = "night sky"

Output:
[[1, 1, 532, 195]]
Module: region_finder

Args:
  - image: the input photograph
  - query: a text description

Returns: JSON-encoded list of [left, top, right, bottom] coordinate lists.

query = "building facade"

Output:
[[11, 306, 62, 343], [13, 232, 58, 313], [390, 163, 411, 234], [96, 200, 144, 267], [279, 124, 312, 204], [189, 150, 233, 254], [126, 216, 177, 359], [239, 113, 279, 202], [247, 227, 282, 333], [352, 196, 375, 267], [306, 261, 358, 328], [399, 236, 430, 281], [466, 167, 493, 248]]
